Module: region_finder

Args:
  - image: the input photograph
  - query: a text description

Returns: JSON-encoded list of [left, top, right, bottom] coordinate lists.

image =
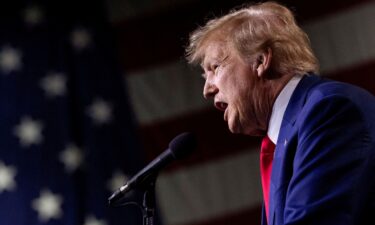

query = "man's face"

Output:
[[201, 42, 269, 136]]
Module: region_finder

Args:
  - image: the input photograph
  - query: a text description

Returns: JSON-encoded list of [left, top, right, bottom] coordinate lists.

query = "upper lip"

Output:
[[214, 100, 228, 112]]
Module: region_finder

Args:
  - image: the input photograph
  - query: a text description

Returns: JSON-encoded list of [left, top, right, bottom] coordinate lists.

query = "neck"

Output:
[[263, 73, 295, 131], [270, 74, 295, 103]]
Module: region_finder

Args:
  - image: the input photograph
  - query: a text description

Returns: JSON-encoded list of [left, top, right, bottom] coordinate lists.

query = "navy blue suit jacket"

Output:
[[262, 74, 375, 225]]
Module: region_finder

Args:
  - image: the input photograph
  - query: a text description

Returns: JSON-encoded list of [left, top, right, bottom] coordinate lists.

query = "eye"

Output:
[[212, 64, 220, 73]]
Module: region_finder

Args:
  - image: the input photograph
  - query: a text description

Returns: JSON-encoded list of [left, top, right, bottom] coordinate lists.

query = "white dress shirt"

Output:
[[267, 75, 303, 144]]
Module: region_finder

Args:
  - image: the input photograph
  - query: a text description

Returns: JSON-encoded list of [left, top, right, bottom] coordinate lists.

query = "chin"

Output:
[[227, 121, 248, 135], [227, 124, 237, 134], [227, 121, 240, 134]]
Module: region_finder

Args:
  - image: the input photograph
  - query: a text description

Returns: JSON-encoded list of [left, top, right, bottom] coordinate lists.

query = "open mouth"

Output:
[[214, 101, 228, 112], [215, 101, 229, 121]]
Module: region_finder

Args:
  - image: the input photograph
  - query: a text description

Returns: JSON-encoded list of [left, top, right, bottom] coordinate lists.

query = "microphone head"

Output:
[[169, 132, 197, 159]]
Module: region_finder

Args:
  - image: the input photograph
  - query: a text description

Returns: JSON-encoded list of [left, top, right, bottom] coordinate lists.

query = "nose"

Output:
[[203, 79, 218, 99]]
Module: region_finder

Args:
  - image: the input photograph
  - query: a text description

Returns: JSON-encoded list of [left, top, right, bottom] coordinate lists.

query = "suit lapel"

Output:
[[268, 74, 322, 225]]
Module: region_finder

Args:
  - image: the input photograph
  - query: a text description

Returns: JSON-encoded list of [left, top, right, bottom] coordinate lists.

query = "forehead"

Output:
[[201, 42, 229, 67]]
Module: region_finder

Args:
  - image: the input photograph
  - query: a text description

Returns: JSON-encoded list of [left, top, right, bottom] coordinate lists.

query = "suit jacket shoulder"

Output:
[[267, 74, 375, 225]]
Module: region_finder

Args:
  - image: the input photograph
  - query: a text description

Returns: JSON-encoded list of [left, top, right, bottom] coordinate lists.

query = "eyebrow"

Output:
[[200, 63, 205, 70], [200, 60, 208, 69], [201, 55, 227, 69], [221, 55, 229, 63]]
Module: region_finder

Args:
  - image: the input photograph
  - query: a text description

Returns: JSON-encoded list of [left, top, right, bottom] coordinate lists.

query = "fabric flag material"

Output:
[[0, 1, 145, 225], [111, 1, 375, 225]]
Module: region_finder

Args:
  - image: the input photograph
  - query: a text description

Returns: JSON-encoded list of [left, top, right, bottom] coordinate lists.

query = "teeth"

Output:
[[214, 101, 228, 111]]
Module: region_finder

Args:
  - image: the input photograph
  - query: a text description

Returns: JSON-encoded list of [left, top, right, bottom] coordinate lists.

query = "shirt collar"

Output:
[[267, 75, 303, 144]]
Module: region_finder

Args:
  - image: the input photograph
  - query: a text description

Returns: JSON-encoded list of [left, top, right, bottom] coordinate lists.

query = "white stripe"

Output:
[[156, 149, 262, 225], [303, 2, 375, 73], [125, 61, 209, 125]]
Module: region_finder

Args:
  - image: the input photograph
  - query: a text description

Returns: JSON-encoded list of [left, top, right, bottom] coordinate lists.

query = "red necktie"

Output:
[[260, 135, 276, 222]]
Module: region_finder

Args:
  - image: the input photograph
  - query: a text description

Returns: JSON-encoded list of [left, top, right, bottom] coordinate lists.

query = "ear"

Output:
[[255, 48, 272, 78]]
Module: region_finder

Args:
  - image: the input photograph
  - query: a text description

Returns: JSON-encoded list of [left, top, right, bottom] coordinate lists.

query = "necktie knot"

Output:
[[261, 135, 276, 154]]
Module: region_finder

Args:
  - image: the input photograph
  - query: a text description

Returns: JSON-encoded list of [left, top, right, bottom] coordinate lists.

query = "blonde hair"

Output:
[[185, 1, 319, 76]]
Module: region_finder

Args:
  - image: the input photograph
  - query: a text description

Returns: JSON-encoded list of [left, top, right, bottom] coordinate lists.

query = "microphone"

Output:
[[108, 132, 197, 206]]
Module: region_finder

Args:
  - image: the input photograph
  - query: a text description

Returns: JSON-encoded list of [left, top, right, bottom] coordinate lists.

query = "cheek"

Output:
[[236, 84, 258, 121], [219, 65, 253, 103], [237, 94, 253, 118], [222, 74, 245, 96]]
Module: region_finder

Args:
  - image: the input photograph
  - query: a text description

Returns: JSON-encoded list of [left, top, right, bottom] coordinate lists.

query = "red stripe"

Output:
[[326, 60, 375, 94], [137, 61, 375, 171]]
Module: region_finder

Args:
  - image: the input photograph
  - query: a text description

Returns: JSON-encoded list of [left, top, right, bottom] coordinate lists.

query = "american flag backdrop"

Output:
[[108, 0, 375, 225], [0, 0, 145, 225], [1, 0, 375, 225]]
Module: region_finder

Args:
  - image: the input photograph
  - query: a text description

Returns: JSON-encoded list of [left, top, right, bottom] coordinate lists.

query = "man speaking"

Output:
[[185, 1, 375, 225]]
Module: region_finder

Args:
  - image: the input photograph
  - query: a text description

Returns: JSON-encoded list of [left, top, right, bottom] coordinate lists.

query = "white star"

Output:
[[59, 143, 83, 173], [0, 161, 17, 193], [0, 45, 22, 74], [87, 99, 113, 125], [40, 72, 67, 98], [13, 116, 43, 147], [84, 215, 108, 225], [107, 171, 128, 193], [32, 189, 63, 222], [71, 28, 92, 50], [23, 5, 44, 26]]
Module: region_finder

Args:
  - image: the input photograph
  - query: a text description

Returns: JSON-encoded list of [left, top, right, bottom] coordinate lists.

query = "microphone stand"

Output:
[[142, 179, 156, 225], [109, 177, 157, 225], [109, 132, 196, 225]]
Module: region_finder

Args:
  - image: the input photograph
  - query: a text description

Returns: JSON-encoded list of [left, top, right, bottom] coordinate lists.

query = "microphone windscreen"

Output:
[[169, 132, 197, 160]]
